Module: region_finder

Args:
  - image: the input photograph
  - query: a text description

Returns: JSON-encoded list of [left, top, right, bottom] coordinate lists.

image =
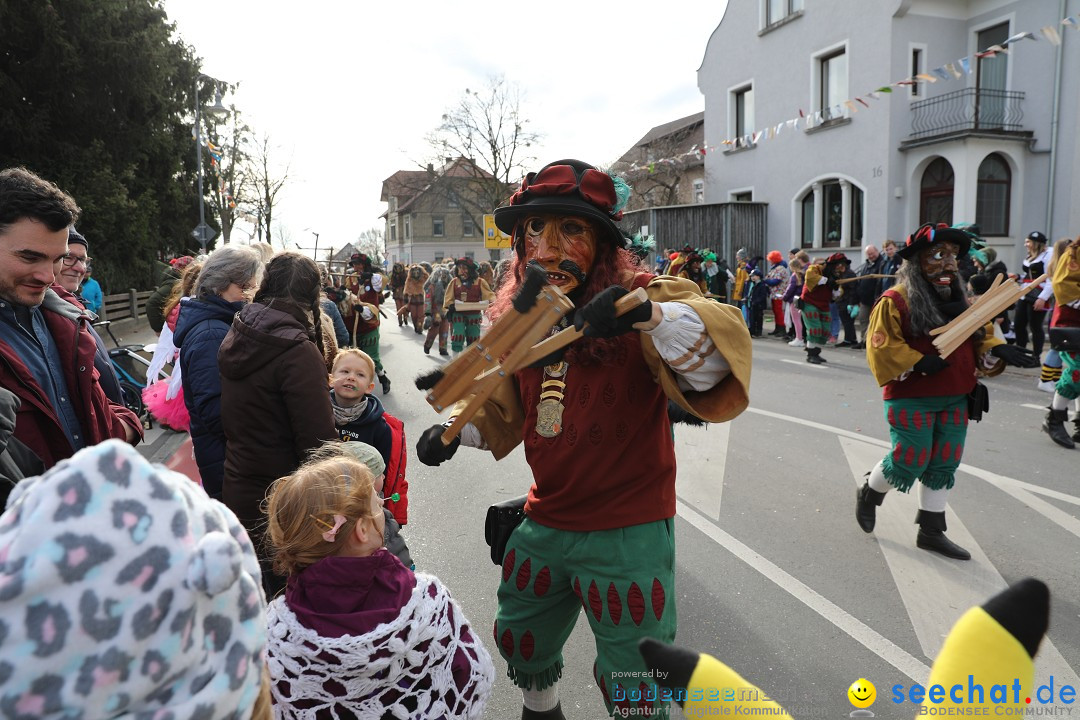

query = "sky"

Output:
[[162, 0, 729, 259]]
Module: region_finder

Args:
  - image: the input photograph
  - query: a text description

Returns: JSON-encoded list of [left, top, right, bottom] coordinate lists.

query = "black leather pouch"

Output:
[[484, 495, 528, 565], [968, 381, 990, 422]]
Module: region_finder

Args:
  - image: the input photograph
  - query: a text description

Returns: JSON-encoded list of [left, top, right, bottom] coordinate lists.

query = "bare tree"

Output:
[[247, 131, 290, 247], [610, 115, 704, 211], [206, 105, 254, 245], [355, 227, 385, 265], [425, 75, 540, 227]]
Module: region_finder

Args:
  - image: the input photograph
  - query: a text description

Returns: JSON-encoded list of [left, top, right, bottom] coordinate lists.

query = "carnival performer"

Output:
[[344, 252, 391, 394], [442, 256, 494, 354], [856, 223, 1038, 560], [424, 262, 454, 356], [403, 262, 429, 334], [677, 250, 709, 294], [389, 261, 408, 327], [416, 159, 752, 719], [800, 253, 848, 364], [1044, 235, 1080, 448]]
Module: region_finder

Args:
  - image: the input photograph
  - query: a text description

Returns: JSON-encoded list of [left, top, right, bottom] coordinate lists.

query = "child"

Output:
[[747, 268, 769, 337], [310, 439, 414, 570], [264, 456, 494, 718], [329, 348, 409, 524], [0, 440, 270, 718]]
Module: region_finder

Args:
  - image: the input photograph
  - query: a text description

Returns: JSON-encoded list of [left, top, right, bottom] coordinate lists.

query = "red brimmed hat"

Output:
[[493, 159, 630, 248], [897, 223, 971, 260], [825, 252, 850, 265]]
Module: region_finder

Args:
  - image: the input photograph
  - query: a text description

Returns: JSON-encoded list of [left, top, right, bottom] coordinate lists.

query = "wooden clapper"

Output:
[[422, 272, 648, 446], [930, 273, 1047, 358]]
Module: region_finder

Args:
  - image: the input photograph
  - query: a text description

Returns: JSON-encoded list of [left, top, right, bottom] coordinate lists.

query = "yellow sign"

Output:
[[483, 214, 512, 249]]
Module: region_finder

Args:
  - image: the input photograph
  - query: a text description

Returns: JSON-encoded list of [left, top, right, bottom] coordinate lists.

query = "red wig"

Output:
[[488, 230, 648, 366]]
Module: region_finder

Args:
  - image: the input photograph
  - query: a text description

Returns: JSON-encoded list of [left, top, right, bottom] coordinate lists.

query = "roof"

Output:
[[381, 157, 501, 214], [616, 112, 706, 167]]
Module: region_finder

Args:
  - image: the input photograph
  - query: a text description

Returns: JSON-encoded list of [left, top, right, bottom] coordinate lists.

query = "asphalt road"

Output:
[[131, 315, 1080, 719]]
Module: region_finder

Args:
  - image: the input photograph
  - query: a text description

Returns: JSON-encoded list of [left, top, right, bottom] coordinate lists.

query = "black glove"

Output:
[[991, 344, 1039, 368], [913, 354, 950, 375], [416, 424, 460, 466], [572, 285, 653, 338]]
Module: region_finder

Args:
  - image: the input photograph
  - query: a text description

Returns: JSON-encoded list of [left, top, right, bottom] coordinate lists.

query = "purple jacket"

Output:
[[782, 273, 803, 303]]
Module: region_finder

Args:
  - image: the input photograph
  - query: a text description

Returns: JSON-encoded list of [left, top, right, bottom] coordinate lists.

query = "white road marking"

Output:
[[676, 422, 729, 519], [1022, 403, 1048, 410], [780, 359, 829, 369], [676, 499, 932, 683]]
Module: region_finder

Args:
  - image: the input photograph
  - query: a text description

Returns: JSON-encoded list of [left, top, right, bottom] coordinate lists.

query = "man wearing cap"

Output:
[[0, 167, 142, 469], [344, 252, 391, 393], [856, 223, 1037, 559], [416, 159, 752, 719], [442, 256, 494, 354], [800, 252, 849, 364]]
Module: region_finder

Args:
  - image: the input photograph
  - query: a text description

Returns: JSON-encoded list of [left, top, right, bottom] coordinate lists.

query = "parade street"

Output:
[[134, 318, 1080, 719]]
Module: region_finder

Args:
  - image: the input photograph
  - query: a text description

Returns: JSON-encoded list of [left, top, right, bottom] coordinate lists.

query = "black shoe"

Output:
[[856, 481, 886, 533], [423, 343, 432, 355], [439, 348, 449, 356], [915, 510, 971, 560], [852, 341, 866, 350], [1072, 421, 1080, 443], [836, 340, 853, 348], [1043, 408, 1076, 449], [379, 373, 391, 394], [806, 347, 826, 364], [522, 703, 566, 720]]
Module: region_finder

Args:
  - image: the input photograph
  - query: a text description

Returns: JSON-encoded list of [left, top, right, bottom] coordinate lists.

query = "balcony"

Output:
[[903, 88, 1031, 147]]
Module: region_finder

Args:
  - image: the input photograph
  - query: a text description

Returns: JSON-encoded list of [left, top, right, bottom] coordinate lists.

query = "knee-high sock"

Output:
[[523, 683, 560, 712], [918, 484, 950, 513], [868, 459, 892, 493], [1052, 392, 1070, 412]]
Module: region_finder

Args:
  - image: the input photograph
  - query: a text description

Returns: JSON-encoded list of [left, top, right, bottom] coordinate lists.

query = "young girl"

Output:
[[330, 348, 409, 524], [264, 456, 494, 718], [143, 259, 203, 431]]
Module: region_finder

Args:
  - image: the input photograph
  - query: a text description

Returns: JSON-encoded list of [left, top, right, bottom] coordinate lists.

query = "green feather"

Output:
[[611, 175, 632, 214]]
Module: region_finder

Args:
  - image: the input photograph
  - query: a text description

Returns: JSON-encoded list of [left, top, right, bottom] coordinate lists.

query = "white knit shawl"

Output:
[[266, 573, 494, 719]]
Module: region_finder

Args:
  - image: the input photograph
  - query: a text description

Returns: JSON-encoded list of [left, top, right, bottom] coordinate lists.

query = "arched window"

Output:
[[920, 158, 954, 226], [799, 179, 865, 248], [975, 153, 1011, 236]]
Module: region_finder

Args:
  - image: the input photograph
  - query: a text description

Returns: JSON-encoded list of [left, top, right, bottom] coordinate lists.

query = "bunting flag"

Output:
[[618, 10, 1077, 173]]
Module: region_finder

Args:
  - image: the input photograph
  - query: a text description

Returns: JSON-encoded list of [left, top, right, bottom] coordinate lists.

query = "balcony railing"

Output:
[[909, 88, 1025, 140]]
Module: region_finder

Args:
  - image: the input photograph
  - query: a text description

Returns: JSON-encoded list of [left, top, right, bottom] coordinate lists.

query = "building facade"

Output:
[[698, 0, 1080, 266], [380, 158, 512, 265], [613, 112, 708, 210]]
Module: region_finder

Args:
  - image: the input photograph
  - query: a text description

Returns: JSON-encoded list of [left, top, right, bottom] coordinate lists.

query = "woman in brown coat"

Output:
[[218, 252, 337, 597]]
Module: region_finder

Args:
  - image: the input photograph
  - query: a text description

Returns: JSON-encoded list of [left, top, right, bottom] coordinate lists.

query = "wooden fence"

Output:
[[619, 202, 768, 265], [100, 290, 154, 323]]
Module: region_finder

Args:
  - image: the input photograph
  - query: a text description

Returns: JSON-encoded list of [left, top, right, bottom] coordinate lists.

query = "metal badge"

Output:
[[535, 396, 565, 438]]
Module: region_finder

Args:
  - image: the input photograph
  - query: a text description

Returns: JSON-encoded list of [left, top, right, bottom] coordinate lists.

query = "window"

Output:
[[404, 216, 411, 239], [976, 22, 1009, 128], [733, 191, 752, 202], [850, 185, 864, 246], [819, 50, 848, 120], [801, 193, 815, 248], [389, 219, 397, 242], [432, 215, 445, 237], [448, 193, 459, 208], [911, 48, 923, 97], [693, 179, 705, 204], [765, 0, 803, 26], [920, 157, 954, 226], [976, 153, 1011, 236], [465, 251, 474, 260], [734, 85, 754, 138], [823, 182, 843, 247], [434, 252, 445, 262], [463, 214, 475, 237]]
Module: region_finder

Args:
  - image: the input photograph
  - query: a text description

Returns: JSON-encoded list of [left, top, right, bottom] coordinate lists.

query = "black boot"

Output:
[[439, 347, 449, 356], [915, 510, 971, 560], [856, 481, 886, 533], [806, 346, 825, 364], [423, 342, 432, 355], [379, 372, 391, 395], [522, 703, 566, 720], [1042, 408, 1076, 449], [1072, 419, 1080, 443]]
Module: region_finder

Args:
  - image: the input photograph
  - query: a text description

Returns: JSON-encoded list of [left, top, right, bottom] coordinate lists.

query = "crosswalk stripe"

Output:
[[675, 422, 729, 519]]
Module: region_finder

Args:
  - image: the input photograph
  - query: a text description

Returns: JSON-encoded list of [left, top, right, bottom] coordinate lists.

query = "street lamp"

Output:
[[303, 228, 321, 262], [194, 75, 228, 254]]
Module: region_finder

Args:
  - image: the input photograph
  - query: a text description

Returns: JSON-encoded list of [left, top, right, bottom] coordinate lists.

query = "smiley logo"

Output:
[[848, 678, 876, 708]]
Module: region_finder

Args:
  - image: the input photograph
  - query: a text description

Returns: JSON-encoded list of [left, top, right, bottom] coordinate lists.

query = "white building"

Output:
[[698, 0, 1080, 267]]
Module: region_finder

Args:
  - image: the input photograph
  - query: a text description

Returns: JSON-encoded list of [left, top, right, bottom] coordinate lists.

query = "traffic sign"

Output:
[[483, 214, 512, 249], [192, 222, 213, 248]]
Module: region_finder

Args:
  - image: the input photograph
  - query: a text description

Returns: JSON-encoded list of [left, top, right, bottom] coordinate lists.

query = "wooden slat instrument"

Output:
[[423, 285, 649, 445], [930, 273, 1047, 358]]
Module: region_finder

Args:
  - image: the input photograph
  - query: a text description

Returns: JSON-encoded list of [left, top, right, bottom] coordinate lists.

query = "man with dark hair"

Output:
[[857, 223, 1036, 559], [416, 159, 752, 719], [442, 256, 493, 354], [0, 167, 142, 468]]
